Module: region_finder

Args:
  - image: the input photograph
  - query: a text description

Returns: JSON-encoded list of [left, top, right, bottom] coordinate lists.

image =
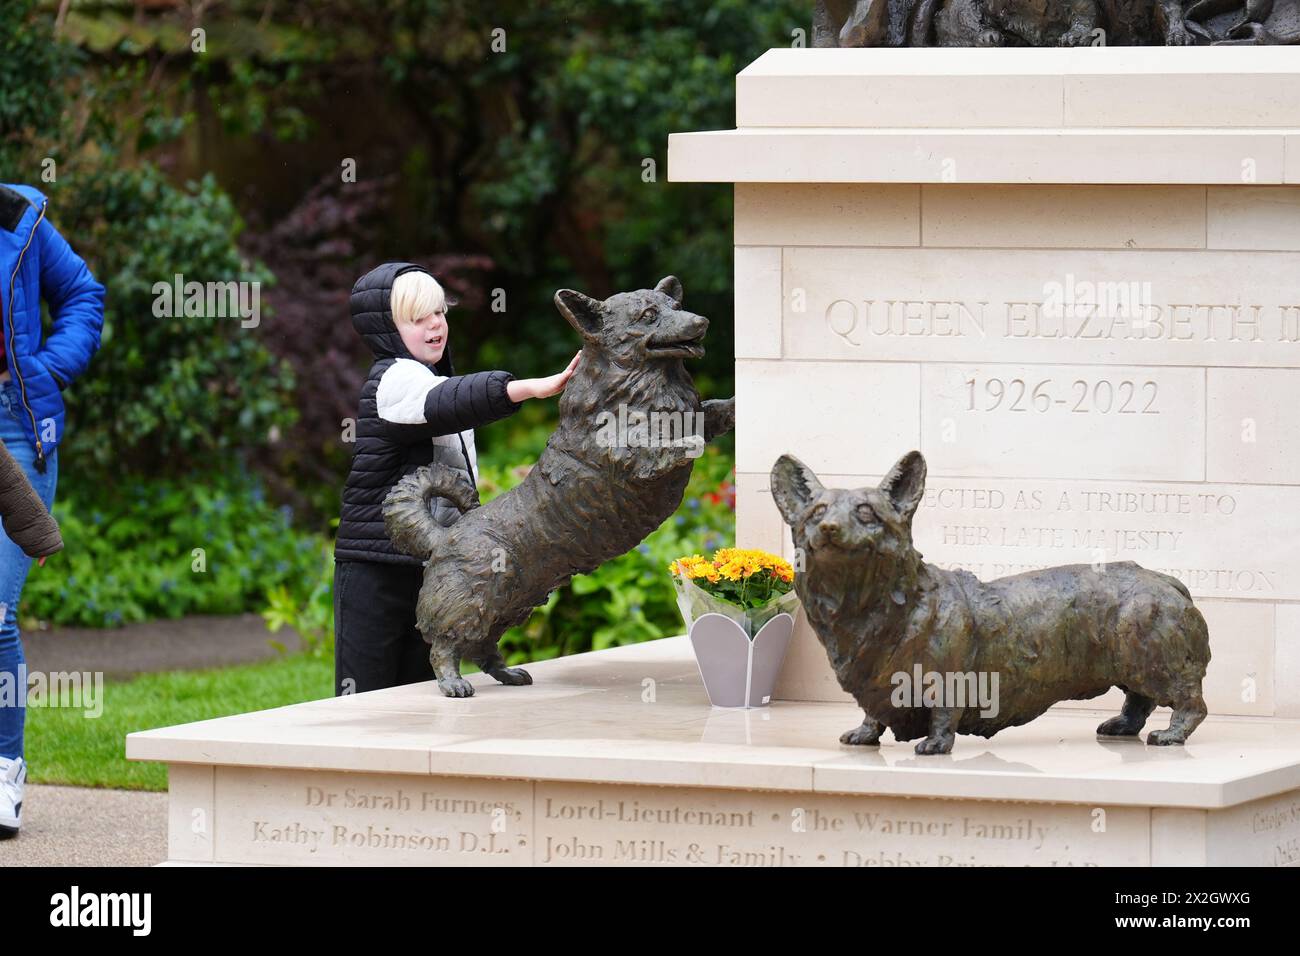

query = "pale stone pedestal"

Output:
[[668, 48, 1300, 717], [128, 639, 1300, 866]]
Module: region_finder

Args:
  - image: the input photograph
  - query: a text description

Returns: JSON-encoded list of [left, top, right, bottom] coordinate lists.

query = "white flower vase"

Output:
[[687, 612, 795, 709], [672, 570, 801, 709]]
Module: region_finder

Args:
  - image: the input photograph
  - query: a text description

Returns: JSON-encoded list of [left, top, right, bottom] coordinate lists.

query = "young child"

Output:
[[334, 262, 577, 695]]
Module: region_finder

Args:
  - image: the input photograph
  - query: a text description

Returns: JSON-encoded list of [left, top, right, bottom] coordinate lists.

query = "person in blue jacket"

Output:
[[0, 183, 105, 838]]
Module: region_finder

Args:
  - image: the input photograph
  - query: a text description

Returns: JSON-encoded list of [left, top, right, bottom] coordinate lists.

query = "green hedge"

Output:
[[22, 472, 326, 628]]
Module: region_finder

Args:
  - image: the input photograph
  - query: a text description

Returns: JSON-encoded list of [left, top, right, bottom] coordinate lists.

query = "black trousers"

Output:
[[333, 559, 433, 696]]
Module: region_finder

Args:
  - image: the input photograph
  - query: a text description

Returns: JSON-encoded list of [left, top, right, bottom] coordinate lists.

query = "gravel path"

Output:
[[22, 613, 303, 678], [0, 784, 168, 866]]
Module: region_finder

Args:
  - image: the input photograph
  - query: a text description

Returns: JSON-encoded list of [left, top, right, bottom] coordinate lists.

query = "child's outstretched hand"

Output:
[[506, 351, 581, 402]]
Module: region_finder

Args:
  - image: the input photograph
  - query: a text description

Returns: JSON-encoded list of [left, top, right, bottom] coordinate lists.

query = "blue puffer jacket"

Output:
[[0, 183, 106, 473]]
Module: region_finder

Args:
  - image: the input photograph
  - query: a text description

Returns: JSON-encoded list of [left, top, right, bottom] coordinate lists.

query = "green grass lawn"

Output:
[[25, 653, 335, 791]]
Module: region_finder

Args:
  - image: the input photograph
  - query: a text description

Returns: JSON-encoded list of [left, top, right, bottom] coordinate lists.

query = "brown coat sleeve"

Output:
[[0, 440, 63, 559]]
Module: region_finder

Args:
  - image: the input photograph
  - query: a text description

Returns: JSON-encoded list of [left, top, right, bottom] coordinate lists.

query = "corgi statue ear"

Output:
[[654, 275, 683, 308], [770, 454, 824, 526], [554, 289, 605, 339], [879, 450, 926, 522]]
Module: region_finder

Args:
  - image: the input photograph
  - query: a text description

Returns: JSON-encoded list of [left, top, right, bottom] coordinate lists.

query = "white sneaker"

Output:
[[0, 755, 26, 836]]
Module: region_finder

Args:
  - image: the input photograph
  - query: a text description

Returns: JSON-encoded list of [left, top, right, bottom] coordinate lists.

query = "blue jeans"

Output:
[[0, 380, 58, 761]]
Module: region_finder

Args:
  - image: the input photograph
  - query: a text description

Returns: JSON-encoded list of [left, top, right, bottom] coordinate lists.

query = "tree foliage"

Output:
[[9, 0, 804, 517], [1, 1, 296, 484]]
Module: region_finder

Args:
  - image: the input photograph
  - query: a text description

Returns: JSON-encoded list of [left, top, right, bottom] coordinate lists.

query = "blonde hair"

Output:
[[391, 270, 449, 326]]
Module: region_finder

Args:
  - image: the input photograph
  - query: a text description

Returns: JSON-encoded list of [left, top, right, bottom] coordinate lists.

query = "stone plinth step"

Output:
[[127, 637, 1300, 867], [668, 128, 1299, 185], [668, 48, 1300, 185]]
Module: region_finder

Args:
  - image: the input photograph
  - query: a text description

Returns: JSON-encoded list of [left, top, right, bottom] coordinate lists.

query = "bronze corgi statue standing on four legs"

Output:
[[384, 277, 735, 697], [770, 450, 1211, 754]]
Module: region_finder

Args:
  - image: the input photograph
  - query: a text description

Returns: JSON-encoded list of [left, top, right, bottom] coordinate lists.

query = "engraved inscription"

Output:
[[964, 376, 1159, 414], [1207, 790, 1300, 867], [823, 299, 1299, 345], [215, 768, 532, 866], [535, 782, 1148, 866], [1253, 798, 1300, 867], [826, 298, 989, 344], [785, 248, 1300, 367], [898, 477, 1298, 600], [922, 365, 1203, 482]]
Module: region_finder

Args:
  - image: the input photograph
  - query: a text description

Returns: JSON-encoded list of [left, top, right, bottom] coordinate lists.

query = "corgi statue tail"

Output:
[[383, 463, 479, 560]]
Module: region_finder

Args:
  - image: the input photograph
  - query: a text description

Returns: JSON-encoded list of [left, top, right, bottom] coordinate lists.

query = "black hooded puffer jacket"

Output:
[[334, 261, 522, 565]]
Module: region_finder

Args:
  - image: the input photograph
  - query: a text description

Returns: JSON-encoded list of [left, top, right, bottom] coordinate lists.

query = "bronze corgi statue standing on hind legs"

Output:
[[384, 276, 735, 698]]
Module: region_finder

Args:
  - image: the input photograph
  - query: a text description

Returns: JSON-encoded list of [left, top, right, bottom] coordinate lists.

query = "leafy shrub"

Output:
[[22, 473, 326, 628], [53, 166, 298, 480], [263, 548, 336, 660], [0, 2, 72, 161]]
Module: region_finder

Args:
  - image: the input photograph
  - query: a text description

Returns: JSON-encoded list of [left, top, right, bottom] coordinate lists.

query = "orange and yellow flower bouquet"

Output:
[[669, 547, 800, 639]]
